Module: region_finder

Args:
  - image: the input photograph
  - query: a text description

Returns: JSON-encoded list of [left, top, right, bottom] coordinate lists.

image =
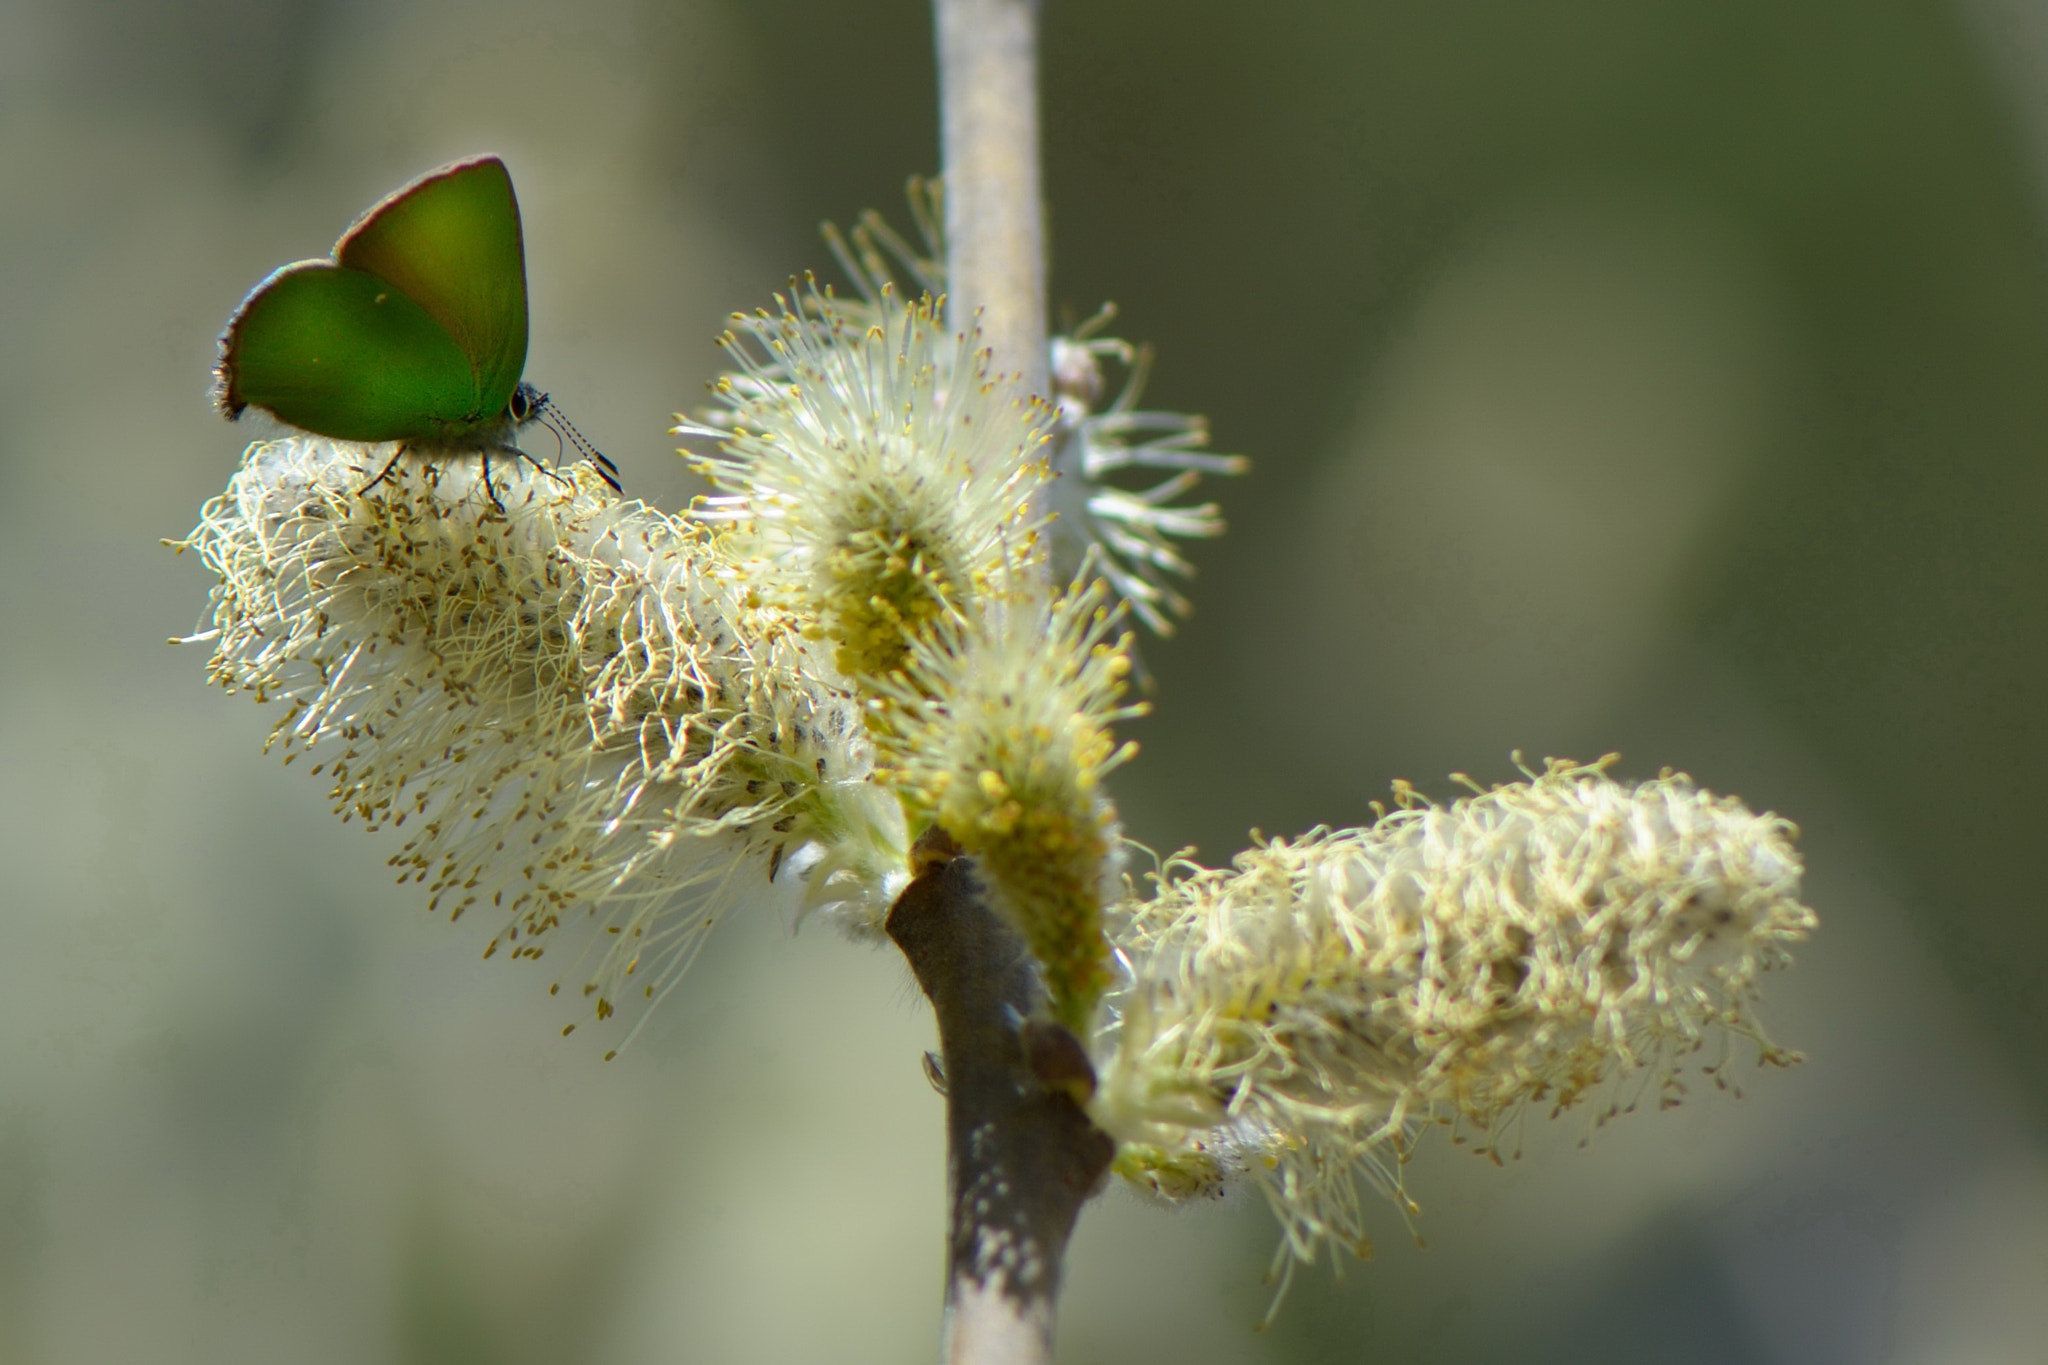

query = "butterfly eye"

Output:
[[508, 382, 546, 424]]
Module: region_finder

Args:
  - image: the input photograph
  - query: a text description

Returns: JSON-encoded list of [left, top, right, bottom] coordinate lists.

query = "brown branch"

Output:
[[888, 845, 1115, 1365]]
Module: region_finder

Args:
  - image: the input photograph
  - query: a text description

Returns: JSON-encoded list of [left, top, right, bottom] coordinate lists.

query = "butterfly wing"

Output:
[[335, 156, 529, 421], [217, 260, 484, 442]]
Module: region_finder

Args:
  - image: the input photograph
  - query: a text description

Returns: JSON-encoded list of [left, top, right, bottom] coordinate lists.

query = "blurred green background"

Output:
[[4, 0, 2047, 1360]]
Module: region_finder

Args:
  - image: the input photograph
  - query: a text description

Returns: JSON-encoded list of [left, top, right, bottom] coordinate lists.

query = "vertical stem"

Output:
[[889, 849, 1114, 1365], [923, 7, 1105, 1361], [934, 0, 1051, 407]]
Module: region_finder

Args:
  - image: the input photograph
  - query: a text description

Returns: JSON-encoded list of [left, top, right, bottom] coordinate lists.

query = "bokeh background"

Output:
[[3, 0, 2047, 1360]]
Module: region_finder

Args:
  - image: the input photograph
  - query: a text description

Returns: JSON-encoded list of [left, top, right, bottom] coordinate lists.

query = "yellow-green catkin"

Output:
[[1090, 757, 1818, 1269], [877, 586, 1146, 1032], [679, 280, 1050, 688], [817, 188, 1249, 638]]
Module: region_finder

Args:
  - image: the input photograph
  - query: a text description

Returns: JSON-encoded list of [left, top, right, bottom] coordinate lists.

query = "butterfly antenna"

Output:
[[536, 395, 622, 491]]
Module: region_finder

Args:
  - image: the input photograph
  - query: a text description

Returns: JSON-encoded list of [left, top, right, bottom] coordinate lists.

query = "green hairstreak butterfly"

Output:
[[215, 155, 615, 492]]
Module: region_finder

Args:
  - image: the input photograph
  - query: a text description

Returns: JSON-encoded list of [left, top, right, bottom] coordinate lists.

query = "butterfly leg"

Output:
[[356, 444, 410, 496], [479, 449, 507, 513]]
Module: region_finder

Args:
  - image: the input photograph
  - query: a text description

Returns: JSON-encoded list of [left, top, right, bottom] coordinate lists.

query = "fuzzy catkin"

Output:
[[681, 281, 1050, 685], [677, 281, 1177, 1032], [1091, 759, 1817, 1267], [179, 439, 905, 1040], [816, 191, 1248, 636], [874, 586, 1145, 1031]]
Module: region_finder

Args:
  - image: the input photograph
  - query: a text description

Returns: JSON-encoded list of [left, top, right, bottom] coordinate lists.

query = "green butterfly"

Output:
[[215, 156, 613, 489]]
